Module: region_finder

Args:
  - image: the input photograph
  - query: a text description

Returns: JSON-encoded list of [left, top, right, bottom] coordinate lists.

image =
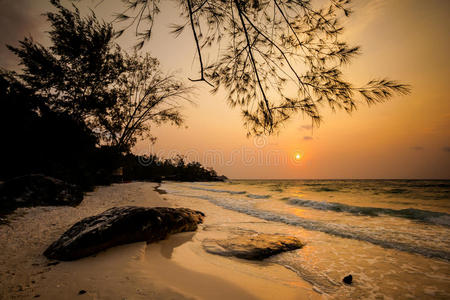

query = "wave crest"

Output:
[[286, 198, 450, 227]]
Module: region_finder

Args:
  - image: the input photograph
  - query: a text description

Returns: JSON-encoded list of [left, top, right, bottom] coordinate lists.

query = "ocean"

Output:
[[160, 179, 450, 299]]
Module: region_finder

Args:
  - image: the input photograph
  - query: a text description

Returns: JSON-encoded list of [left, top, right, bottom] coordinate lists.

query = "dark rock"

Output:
[[0, 174, 83, 213], [44, 206, 205, 261], [203, 233, 304, 260], [343, 274, 353, 285], [153, 184, 167, 194], [0, 216, 8, 225], [78, 290, 86, 295], [34, 295, 40, 298], [46, 261, 59, 266]]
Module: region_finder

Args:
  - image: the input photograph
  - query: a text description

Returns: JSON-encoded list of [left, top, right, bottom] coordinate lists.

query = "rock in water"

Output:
[[203, 233, 304, 260], [343, 274, 353, 285], [44, 206, 205, 261], [0, 174, 83, 212]]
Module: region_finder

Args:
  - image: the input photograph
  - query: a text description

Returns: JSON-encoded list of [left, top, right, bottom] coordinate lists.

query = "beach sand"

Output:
[[0, 182, 319, 299]]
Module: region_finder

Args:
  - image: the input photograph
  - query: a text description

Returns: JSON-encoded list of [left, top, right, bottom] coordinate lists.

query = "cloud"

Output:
[[443, 146, 450, 152], [298, 125, 313, 131], [410, 146, 424, 151], [303, 136, 313, 141]]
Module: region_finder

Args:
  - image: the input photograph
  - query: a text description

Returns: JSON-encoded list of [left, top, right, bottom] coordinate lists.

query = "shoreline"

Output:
[[0, 182, 319, 299]]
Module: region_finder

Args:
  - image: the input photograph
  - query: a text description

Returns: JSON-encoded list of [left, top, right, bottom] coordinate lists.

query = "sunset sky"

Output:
[[1, 0, 449, 179]]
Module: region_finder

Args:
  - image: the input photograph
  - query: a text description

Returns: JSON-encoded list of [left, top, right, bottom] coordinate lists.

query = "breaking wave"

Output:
[[286, 197, 450, 227], [188, 186, 246, 195], [197, 195, 450, 261], [246, 193, 271, 199]]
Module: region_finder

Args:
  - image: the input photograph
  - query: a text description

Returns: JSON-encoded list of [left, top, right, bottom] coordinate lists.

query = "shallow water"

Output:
[[161, 180, 450, 299]]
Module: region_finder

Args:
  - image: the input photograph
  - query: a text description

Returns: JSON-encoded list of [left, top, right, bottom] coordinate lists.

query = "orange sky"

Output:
[[1, 0, 449, 179]]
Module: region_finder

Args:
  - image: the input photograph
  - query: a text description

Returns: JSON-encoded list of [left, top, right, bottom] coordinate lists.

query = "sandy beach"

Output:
[[1, 0, 448, 298], [0, 182, 319, 299]]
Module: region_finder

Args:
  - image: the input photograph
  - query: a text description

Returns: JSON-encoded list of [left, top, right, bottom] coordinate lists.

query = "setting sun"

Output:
[[0, 1, 448, 299]]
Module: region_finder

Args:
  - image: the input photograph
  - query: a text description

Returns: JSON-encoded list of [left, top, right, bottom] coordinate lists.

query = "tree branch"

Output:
[[186, 0, 214, 87], [234, 0, 273, 129]]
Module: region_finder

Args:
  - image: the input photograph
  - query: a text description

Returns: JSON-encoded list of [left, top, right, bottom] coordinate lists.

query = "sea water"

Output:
[[160, 180, 450, 299]]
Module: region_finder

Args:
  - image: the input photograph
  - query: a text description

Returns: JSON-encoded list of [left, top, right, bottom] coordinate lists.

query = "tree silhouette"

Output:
[[99, 53, 192, 151], [115, 0, 410, 135], [7, 0, 191, 152], [8, 0, 124, 124], [0, 0, 222, 186], [0, 69, 101, 187]]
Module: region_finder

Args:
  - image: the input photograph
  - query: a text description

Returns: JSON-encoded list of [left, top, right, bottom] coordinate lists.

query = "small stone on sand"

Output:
[[343, 274, 353, 285]]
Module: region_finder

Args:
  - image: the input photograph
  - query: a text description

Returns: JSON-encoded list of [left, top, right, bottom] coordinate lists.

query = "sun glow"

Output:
[[295, 153, 302, 161]]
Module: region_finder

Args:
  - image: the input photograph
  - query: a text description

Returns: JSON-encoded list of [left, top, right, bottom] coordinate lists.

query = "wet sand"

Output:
[[0, 182, 319, 299]]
